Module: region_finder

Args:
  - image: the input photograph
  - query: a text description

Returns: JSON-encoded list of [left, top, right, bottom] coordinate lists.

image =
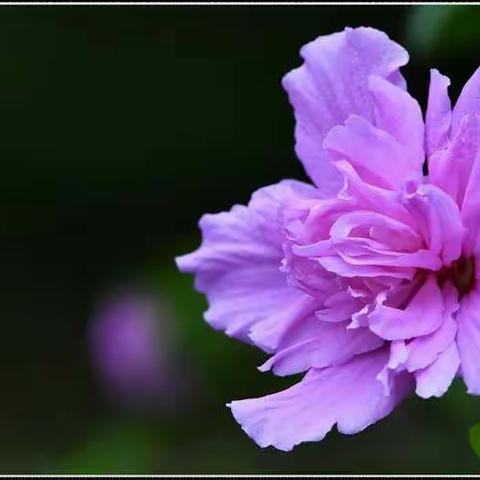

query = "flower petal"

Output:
[[334, 160, 417, 228], [324, 115, 416, 190], [229, 349, 413, 451], [415, 342, 460, 399], [369, 74, 424, 171], [402, 183, 464, 266], [176, 180, 317, 351], [377, 340, 409, 395], [259, 319, 384, 376], [327, 210, 441, 271], [428, 114, 480, 213], [452, 66, 480, 134], [317, 255, 414, 280], [456, 289, 480, 394], [458, 120, 480, 255], [405, 282, 458, 372], [315, 290, 363, 323], [425, 69, 452, 157], [369, 275, 444, 340], [282, 27, 408, 194], [331, 210, 421, 250]]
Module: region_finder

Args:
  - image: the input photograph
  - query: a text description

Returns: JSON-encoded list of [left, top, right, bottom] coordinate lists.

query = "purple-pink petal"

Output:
[[176, 181, 316, 351], [368, 74, 424, 171], [452, 66, 480, 134], [425, 69, 452, 157], [402, 183, 464, 266], [414, 342, 460, 399], [259, 318, 384, 376], [429, 114, 480, 213], [229, 349, 412, 451], [369, 275, 444, 340], [324, 115, 415, 190], [282, 27, 408, 195], [456, 289, 480, 394], [405, 282, 459, 372]]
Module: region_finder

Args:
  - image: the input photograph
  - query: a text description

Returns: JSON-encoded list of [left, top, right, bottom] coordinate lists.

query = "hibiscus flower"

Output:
[[177, 27, 480, 451]]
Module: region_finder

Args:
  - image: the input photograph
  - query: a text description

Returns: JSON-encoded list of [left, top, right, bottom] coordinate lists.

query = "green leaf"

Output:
[[469, 422, 480, 458]]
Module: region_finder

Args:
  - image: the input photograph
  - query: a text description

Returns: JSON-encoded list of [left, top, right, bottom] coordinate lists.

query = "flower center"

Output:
[[439, 256, 476, 296]]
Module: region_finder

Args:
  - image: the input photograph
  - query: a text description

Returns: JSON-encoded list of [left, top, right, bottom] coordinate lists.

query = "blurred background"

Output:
[[1, 4, 480, 474]]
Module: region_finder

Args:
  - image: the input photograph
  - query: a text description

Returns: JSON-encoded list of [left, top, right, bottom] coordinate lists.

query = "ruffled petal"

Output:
[[229, 349, 413, 451], [317, 255, 414, 280], [405, 282, 458, 372], [176, 180, 318, 351], [324, 115, 417, 190], [315, 290, 364, 323], [428, 114, 480, 212], [415, 342, 460, 399], [456, 289, 480, 394], [334, 160, 415, 227], [259, 318, 384, 376], [328, 210, 440, 270], [332, 214, 413, 244], [425, 69, 452, 157], [402, 183, 464, 266], [407, 318, 457, 372], [369, 275, 444, 340], [377, 340, 409, 395], [282, 27, 408, 195], [458, 121, 480, 255], [427, 113, 480, 255], [452, 66, 480, 134], [369, 75, 424, 171]]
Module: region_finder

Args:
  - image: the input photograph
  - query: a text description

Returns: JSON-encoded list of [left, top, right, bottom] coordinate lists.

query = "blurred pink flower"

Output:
[[88, 291, 178, 409]]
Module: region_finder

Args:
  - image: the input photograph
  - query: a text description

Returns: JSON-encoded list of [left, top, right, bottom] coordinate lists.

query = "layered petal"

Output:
[[282, 27, 408, 194], [259, 318, 384, 376], [428, 114, 480, 212], [334, 160, 415, 227], [372, 281, 458, 398], [429, 75, 480, 255], [176, 181, 318, 351], [452, 66, 480, 134], [317, 255, 415, 280], [415, 342, 460, 399], [402, 183, 464, 266], [425, 69, 451, 157], [369, 275, 444, 340], [405, 281, 458, 372], [458, 119, 480, 255], [377, 340, 409, 395], [229, 349, 413, 451], [406, 318, 457, 372], [329, 210, 440, 270], [324, 115, 417, 190], [369, 75, 424, 172], [315, 290, 364, 323], [456, 290, 480, 394]]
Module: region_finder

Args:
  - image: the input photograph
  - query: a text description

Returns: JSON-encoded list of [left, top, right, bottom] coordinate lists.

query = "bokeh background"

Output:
[[1, 4, 480, 474]]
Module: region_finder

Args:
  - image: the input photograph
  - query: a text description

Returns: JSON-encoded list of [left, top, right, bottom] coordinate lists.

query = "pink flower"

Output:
[[88, 292, 178, 409], [177, 27, 480, 451]]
